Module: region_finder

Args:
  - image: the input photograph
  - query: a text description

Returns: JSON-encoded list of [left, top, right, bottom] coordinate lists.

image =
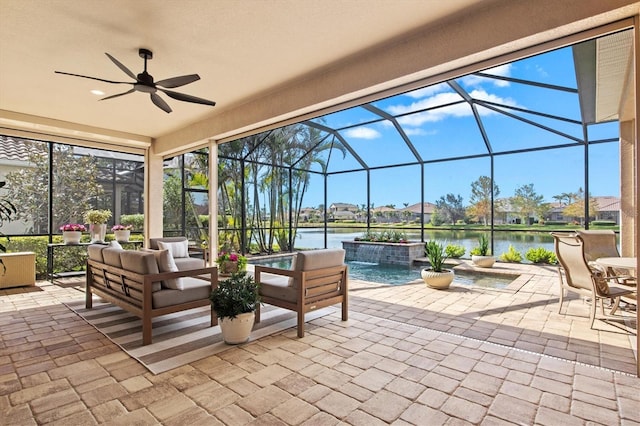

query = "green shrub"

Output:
[[445, 244, 465, 258], [525, 247, 557, 264], [499, 245, 522, 263], [120, 214, 144, 230], [590, 220, 616, 227], [544, 220, 568, 226], [355, 230, 407, 243]]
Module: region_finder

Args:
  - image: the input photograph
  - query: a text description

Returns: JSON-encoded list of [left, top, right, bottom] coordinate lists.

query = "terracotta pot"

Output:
[[219, 312, 255, 344], [421, 268, 454, 289]]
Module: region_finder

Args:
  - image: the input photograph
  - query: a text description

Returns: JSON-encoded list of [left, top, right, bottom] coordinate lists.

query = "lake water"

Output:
[[293, 227, 556, 260]]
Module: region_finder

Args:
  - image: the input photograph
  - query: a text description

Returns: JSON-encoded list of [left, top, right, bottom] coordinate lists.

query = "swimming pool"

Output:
[[249, 256, 514, 289]]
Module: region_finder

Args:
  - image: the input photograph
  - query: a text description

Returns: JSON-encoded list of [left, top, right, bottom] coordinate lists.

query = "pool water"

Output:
[[249, 257, 514, 289]]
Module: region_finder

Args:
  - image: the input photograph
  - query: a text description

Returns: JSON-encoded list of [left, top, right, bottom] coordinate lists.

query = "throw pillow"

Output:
[[145, 249, 183, 290], [158, 240, 189, 258]]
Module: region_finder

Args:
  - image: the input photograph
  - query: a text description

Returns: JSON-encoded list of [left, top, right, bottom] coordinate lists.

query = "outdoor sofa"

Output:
[[86, 243, 218, 345]]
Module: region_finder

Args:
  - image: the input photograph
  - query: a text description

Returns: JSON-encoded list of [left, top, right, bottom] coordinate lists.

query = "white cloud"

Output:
[[343, 127, 381, 139], [461, 63, 513, 88], [535, 64, 549, 78], [403, 127, 436, 136], [387, 89, 519, 128], [469, 89, 518, 109], [403, 83, 449, 99], [387, 92, 463, 116]]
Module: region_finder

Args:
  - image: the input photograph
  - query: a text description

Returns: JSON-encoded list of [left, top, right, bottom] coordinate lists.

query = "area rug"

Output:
[[65, 299, 334, 374]]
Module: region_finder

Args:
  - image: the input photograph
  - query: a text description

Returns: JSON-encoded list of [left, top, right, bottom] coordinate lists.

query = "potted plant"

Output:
[[470, 234, 496, 268], [84, 209, 112, 243], [111, 224, 132, 242], [209, 271, 260, 344], [59, 223, 86, 244], [421, 240, 454, 289], [216, 251, 248, 276]]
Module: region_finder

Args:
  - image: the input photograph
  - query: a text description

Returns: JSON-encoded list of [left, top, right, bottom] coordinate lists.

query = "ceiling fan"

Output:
[[55, 48, 216, 113]]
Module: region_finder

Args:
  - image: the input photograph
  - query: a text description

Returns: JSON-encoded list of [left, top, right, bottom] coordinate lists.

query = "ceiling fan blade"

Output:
[[151, 93, 172, 113], [105, 53, 137, 80], [55, 71, 131, 85], [160, 89, 216, 106], [156, 74, 200, 89], [100, 89, 135, 101]]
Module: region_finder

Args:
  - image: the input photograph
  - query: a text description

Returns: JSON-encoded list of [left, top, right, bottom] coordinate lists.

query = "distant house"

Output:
[[0, 137, 37, 234], [328, 203, 358, 221], [400, 202, 436, 223], [593, 196, 621, 224], [548, 196, 620, 224], [371, 206, 398, 223], [299, 207, 322, 222]]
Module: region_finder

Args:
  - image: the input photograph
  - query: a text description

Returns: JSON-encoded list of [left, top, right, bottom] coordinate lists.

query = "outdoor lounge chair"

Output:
[[552, 232, 635, 329], [254, 248, 348, 337]]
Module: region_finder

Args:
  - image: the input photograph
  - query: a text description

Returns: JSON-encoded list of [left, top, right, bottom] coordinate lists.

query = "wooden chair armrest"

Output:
[[254, 265, 296, 278]]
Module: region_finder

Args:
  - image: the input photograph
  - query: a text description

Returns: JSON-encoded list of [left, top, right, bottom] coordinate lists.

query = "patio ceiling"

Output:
[[0, 0, 483, 144], [0, 1, 637, 156]]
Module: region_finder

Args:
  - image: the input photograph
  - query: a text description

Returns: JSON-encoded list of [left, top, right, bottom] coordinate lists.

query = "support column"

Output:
[[620, 119, 636, 256], [144, 146, 165, 246], [209, 140, 219, 260]]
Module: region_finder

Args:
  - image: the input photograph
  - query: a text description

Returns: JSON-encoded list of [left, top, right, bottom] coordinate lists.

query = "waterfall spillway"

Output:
[[354, 244, 384, 264], [343, 241, 424, 266]]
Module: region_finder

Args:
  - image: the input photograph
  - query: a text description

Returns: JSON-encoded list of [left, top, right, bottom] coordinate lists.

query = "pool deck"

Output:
[[1, 260, 638, 424]]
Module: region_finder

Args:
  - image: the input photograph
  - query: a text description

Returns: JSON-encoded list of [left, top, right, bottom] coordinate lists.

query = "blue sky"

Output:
[[299, 41, 620, 209]]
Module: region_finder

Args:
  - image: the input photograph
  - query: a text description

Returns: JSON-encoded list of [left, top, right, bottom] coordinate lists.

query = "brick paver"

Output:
[[0, 262, 638, 424]]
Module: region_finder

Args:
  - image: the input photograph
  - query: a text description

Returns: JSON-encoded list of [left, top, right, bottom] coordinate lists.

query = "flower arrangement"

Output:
[[83, 209, 112, 224], [59, 223, 87, 232], [216, 251, 248, 273], [111, 224, 133, 231]]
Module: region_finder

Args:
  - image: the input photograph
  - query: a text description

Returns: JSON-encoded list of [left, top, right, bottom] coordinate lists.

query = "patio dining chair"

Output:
[[551, 232, 635, 329], [576, 230, 636, 286]]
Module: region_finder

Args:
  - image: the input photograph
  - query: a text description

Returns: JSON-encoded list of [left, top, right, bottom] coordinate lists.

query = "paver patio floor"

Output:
[[0, 261, 638, 425]]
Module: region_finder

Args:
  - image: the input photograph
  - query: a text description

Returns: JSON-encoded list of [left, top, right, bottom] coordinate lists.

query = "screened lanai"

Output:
[[195, 29, 633, 258]]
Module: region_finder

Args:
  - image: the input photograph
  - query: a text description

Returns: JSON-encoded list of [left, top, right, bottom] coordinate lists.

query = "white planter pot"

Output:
[[421, 268, 454, 289], [472, 255, 496, 268], [89, 223, 107, 243], [219, 312, 255, 344], [114, 230, 131, 243], [62, 231, 82, 244]]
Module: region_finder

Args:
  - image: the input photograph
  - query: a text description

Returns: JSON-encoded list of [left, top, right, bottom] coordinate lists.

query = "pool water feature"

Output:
[[249, 256, 514, 289]]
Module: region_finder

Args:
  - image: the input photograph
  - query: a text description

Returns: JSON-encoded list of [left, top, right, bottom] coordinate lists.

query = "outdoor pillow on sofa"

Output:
[[157, 240, 189, 258], [141, 248, 183, 290]]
